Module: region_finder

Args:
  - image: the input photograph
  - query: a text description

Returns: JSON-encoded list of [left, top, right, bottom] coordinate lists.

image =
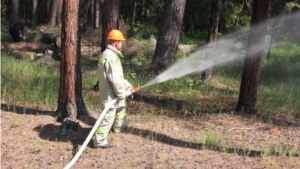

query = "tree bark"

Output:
[[37, 0, 47, 25], [10, 0, 19, 23], [130, 0, 137, 30], [90, 0, 95, 28], [236, 0, 271, 114], [32, 0, 38, 29], [94, 0, 100, 28], [152, 0, 187, 67], [56, 0, 63, 27], [202, 0, 222, 81], [140, 0, 146, 23], [101, 0, 120, 52], [48, 0, 58, 27], [57, 0, 88, 121]]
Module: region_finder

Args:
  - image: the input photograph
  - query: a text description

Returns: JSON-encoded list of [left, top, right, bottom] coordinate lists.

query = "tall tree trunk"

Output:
[[236, 0, 271, 114], [37, 0, 50, 24], [56, 0, 63, 27], [10, 0, 19, 23], [101, 0, 120, 52], [90, 0, 95, 28], [57, 0, 88, 121], [152, 0, 187, 67], [32, 0, 38, 29], [48, 0, 58, 27], [130, 0, 137, 30], [94, 0, 100, 28], [140, 0, 146, 23], [19, 0, 31, 20], [202, 0, 222, 81]]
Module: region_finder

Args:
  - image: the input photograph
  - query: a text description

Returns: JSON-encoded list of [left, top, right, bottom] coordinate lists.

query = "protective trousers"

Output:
[[93, 106, 127, 147]]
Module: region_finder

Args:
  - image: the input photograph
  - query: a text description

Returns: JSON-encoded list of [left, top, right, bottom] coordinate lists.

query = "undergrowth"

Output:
[[1, 41, 299, 122]]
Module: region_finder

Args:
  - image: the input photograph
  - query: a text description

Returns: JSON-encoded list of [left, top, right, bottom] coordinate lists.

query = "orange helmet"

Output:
[[107, 30, 125, 41]]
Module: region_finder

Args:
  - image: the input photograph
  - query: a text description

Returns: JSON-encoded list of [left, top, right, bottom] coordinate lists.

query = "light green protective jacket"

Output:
[[98, 45, 132, 108]]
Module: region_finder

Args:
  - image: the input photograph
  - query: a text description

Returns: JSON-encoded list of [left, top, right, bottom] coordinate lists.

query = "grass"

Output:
[[262, 142, 299, 157], [2, 41, 299, 119], [200, 130, 230, 152], [1, 54, 60, 109], [12, 117, 20, 127]]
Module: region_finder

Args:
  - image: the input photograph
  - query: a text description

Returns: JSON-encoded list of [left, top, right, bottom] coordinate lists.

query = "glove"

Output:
[[19, 34, 22, 38]]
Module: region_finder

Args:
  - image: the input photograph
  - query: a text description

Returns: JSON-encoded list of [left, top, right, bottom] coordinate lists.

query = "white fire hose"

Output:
[[63, 88, 140, 169]]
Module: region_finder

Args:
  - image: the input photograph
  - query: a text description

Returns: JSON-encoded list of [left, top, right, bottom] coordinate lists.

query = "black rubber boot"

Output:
[[100, 142, 113, 149]]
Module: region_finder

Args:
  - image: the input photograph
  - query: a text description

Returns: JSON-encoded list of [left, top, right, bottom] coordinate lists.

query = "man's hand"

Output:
[[19, 34, 23, 38], [126, 86, 134, 91]]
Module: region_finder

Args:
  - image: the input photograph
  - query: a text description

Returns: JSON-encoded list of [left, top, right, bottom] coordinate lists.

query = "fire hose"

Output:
[[64, 87, 142, 169]]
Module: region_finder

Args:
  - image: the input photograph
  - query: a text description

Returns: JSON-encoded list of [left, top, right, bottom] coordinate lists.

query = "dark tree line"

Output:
[[3, 0, 295, 34]]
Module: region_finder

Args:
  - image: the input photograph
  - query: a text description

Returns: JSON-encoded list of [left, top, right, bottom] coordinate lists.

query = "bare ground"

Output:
[[1, 97, 300, 169]]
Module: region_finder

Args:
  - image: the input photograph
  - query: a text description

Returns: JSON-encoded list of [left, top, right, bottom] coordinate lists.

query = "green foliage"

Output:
[[127, 23, 159, 40], [51, 26, 61, 35], [180, 32, 207, 45], [285, 2, 300, 12], [132, 21, 144, 34], [256, 42, 300, 118], [1, 17, 13, 42], [219, 1, 251, 32], [183, 0, 211, 34], [261, 42, 300, 80]]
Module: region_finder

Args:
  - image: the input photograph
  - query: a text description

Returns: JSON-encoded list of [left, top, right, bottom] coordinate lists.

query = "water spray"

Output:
[[64, 87, 143, 169]]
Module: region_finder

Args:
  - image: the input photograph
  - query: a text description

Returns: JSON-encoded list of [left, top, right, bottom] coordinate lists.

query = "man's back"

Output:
[[10, 20, 24, 30]]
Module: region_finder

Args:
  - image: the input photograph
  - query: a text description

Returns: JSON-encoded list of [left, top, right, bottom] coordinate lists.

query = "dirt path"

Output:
[[1, 103, 299, 169]]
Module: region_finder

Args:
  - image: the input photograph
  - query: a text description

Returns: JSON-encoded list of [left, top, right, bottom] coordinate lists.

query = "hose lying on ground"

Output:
[[63, 97, 118, 169], [64, 87, 142, 169]]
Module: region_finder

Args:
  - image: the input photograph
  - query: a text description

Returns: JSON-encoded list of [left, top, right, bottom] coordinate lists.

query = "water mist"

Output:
[[143, 12, 300, 88]]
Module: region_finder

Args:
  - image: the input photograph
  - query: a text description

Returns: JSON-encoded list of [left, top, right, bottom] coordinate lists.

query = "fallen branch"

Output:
[[228, 126, 266, 132]]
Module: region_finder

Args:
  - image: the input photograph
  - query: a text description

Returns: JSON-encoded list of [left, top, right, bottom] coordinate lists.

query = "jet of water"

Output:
[[143, 12, 300, 88]]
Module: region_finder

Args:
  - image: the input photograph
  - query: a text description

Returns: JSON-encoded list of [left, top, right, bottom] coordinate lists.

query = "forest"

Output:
[[1, 0, 300, 168]]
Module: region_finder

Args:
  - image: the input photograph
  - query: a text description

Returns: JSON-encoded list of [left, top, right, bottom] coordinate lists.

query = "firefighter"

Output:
[[94, 30, 134, 149], [9, 19, 31, 42]]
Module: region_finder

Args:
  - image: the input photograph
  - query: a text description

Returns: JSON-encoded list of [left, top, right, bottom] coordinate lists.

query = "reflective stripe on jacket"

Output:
[[98, 45, 131, 108]]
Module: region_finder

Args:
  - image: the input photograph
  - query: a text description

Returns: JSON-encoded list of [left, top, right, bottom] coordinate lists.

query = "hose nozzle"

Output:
[[133, 86, 143, 93], [126, 86, 143, 97]]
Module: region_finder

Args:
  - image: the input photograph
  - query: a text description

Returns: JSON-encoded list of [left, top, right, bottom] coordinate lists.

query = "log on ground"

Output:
[[1, 42, 55, 52], [81, 45, 101, 56], [12, 50, 37, 60]]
